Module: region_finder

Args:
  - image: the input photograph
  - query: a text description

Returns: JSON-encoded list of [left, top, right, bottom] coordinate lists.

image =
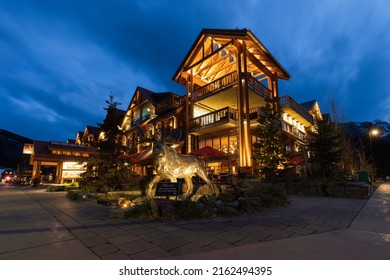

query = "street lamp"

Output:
[[369, 128, 379, 137]]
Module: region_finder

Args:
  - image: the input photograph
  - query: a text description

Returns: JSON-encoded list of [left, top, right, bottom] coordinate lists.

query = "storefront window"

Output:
[[213, 137, 220, 150], [229, 135, 237, 154], [205, 138, 212, 148], [221, 136, 228, 153], [198, 139, 205, 149]]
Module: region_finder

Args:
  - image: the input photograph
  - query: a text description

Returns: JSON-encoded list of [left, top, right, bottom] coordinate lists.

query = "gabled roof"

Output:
[[126, 86, 181, 111], [300, 100, 317, 110], [173, 28, 290, 85], [84, 126, 100, 139]]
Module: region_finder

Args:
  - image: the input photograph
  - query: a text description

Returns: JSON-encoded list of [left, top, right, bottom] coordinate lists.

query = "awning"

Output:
[[117, 154, 139, 164], [285, 156, 304, 165], [190, 146, 228, 158]]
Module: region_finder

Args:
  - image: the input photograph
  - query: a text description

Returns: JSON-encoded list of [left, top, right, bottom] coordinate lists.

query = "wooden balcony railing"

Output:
[[192, 72, 272, 102], [190, 106, 237, 131], [156, 95, 183, 113], [246, 74, 272, 99], [279, 95, 314, 125], [193, 72, 238, 101], [282, 124, 307, 142]]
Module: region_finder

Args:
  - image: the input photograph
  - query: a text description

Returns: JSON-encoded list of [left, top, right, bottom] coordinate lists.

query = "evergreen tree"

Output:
[[253, 100, 286, 180], [80, 94, 126, 192], [307, 119, 342, 177]]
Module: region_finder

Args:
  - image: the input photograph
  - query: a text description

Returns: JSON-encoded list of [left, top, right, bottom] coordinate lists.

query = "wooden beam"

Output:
[[246, 50, 274, 78], [185, 40, 233, 72]]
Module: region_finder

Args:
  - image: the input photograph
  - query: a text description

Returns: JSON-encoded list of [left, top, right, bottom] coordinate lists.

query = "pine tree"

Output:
[[307, 119, 342, 177], [80, 94, 126, 192], [253, 100, 286, 180]]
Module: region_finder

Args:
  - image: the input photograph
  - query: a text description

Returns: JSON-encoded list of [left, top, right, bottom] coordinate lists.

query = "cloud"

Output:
[[8, 95, 67, 123], [1, 0, 390, 141]]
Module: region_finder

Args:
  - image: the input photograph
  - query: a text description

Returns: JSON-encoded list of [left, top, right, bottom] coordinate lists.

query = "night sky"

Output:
[[1, 0, 389, 142]]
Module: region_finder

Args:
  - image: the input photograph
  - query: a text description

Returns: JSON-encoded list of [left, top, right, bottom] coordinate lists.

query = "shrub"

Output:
[[175, 200, 206, 220], [124, 199, 158, 219], [244, 183, 288, 208], [67, 190, 82, 200]]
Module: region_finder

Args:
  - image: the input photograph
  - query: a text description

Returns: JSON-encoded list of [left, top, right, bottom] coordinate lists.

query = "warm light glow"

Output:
[[370, 129, 379, 136]]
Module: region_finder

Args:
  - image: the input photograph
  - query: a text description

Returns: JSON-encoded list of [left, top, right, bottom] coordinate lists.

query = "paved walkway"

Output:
[[0, 183, 389, 260]]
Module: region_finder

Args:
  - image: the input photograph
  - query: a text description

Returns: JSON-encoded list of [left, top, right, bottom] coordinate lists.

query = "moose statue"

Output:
[[135, 126, 220, 199]]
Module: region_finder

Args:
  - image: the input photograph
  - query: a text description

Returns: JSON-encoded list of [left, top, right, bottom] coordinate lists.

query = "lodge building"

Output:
[[117, 28, 324, 176], [27, 28, 324, 182]]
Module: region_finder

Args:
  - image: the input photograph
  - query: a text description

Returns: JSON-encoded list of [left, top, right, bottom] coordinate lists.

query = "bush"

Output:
[[244, 183, 288, 208], [67, 190, 82, 200], [175, 200, 206, 220]]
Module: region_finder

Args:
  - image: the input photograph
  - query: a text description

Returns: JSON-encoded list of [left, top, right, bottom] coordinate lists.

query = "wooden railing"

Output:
[[282, 123, 307, 142], [156, 95, 183, 113], [193, 72, 238, 101], [279, 95, 314, 124], [190, 106, 237, 131], [192, 72, 272, 102], [246, 74, 272, 99]]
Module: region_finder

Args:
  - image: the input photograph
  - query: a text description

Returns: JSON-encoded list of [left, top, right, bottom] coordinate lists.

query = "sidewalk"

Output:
[[0, 183, 389, 260], [172, 183, 390, 259]]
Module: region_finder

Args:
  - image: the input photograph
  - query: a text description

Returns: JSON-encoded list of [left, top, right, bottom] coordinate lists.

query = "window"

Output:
[[212, 137, 220, 150], [229, 135, 237, 154], [198, 139, 205, 149], [141, 104, 151, 121], [133, 109, 140, 125], [221, 136, 228, 153]]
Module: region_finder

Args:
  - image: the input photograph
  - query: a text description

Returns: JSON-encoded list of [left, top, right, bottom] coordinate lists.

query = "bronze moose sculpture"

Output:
[[136, 126, 220, 199]]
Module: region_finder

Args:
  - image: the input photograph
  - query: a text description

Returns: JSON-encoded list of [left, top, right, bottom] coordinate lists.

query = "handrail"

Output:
[[193, 72, 238, 100], [246, 74, 272, 99], [279, 95, 314, 124], [190, 106, 237, 130], [156, 95, 183, 112]]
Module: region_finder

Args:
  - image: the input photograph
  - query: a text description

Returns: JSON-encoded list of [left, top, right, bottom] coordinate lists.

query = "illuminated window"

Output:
[[133, 108, 140, 125], [206, 138, 212, 148], [229, 135, 237, 154], [213, 137, 220, 150], [142, 104, 151, 121], [199, 139, 205, 149], [221, 137, 228, 153]]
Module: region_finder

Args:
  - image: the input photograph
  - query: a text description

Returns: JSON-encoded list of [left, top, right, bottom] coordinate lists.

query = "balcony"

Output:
[[193, 72, 238, 101], [246, 74, 271, 100], [282, 124, 307, 143], [156, 95, 183, 113], [190, 106, 237, 135], [279, 95, 314, 126]]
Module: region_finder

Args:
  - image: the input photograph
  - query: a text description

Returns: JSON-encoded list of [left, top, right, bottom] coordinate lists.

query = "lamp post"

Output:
[[369, 128, 380, 141], [368, 127, 381, 180]]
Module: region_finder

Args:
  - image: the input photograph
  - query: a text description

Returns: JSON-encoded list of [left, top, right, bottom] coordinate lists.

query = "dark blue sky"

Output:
[[1, 0, 389, 141]]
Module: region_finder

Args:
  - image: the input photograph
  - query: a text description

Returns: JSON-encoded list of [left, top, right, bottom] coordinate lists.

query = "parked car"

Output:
[[1, 169, 16, 183]]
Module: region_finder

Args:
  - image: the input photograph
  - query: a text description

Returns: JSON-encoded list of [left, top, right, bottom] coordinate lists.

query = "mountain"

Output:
[[341, 120, 390, 141], [0, 129, 32, 169]]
